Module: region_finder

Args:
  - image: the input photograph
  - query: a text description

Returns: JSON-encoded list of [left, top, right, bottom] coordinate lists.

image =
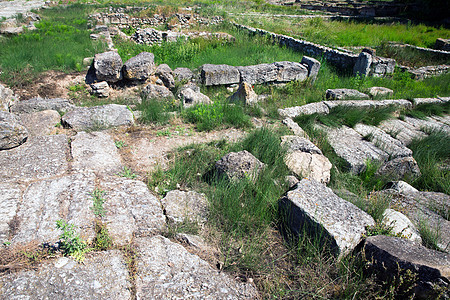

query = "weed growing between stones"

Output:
[[90, 188, 107, 217], [114, 140, 128, 149], [0, 242, 52, 274], [93, 220, 113, 251], [55, 219, 90, 262], [118, 166, 137, 179]]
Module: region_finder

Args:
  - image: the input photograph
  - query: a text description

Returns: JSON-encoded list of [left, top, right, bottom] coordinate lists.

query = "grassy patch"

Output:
[[409, 131, 450, 195], [237, 16, 450, 48], [0, 4, 106, 88], [376, 43, 450, 68], [182, 101, 252, 131], [403, 101, 450, 120]]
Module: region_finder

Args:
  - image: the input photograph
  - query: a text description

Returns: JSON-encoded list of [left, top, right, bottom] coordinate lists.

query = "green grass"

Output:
[[182, 101, 252, 131], [237, 16, 450, 48], [376, 43, 450, 68], [403, 101, 450, 120], [409, 131, 450, 195], [0, 4, 106, 88]]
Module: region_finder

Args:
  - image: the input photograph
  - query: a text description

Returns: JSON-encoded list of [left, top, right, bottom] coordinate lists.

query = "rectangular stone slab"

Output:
[[279, 179, 374, 259], [0, 251, 132, 299]]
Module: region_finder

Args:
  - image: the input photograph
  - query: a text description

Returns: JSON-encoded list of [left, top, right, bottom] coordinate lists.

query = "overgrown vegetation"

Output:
[[409, 131, 450, 195], [0, 4, 106, 88], [55, 219, 90, 262]]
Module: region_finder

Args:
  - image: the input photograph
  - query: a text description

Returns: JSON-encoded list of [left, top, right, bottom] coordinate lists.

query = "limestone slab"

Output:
[[279, 179, 375, 258], [0, 135, 69, 183], [71, 131, 123, 175], [161, 190, 209, 225], [135, 235, 258, 299], [0, 251, 132, 299], [378, 118, 427, 145]]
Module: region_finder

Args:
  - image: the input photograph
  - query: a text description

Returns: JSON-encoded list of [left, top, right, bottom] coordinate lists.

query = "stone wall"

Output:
[[388, 41, 450, 59], [234, 23, 395, 77], [400, 64, 450, 80]]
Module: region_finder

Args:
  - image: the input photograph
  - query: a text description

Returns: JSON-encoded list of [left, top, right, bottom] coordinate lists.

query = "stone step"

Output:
[[378, 118, 427, 145], [403, 116, 450, 135], [321, 125, 388, 174]]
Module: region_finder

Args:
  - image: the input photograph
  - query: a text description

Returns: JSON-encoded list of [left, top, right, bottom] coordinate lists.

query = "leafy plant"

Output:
[[93, 220, 113, 250], [115, 140, 127, 149], [90, 188, 107, 217], [55, 219, 90, 262], [118, 166, 137, 179]]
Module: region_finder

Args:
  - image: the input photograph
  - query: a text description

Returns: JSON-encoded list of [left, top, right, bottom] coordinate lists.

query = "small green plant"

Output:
[[115, 140, 127, 149], [90, 188, 107, 217], [118, 166, 137, 179], [55, 219, 90, 262], [156, 128, 173, 137], [93, 220, 113, 250], [417, 219, 443, 251]]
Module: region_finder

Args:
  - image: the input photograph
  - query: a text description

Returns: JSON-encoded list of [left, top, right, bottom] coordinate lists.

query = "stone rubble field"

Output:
[[0, 1, 449, 298]]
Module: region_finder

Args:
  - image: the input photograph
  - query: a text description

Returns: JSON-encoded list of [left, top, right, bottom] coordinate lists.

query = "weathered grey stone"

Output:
[[324, 125, 388, 174], [237, 63, 277, 85], [281, 135, 322, 155], [0, 83, 16, 111], [368, 86, 393, 97], [173, 67, 194, 82], [378, 119, 427, 145], [0, 135, 69, 183], [155, 64, 175, 89], [11, 97, 76, 114], [200, 64, 240, 86], [0, 111, 28, 150], [18, 109, 61, 137], [11, 172, 96, 245], [325, 89, 370, 100], [215, 150, 265, 181], [301, 56, 321, 82], [229, 81, 258, 105], [382, 209, 422, 243], [376, 157, 421, 181], [100, 176, 166, 245], [286, 175, 300, 189], [135, 235, 258, 299], [278, 102, 329, 118], [431, 115, 450, 126], [93, 51, 123, 83], [353, 51, 372, 76], [281, 118, 309, 138], [274, 61, 308, 82], [0, 251, 132, 299], [71, 131, 123, 175], [142, 83, 174, 101], [285, 151, 332, 184], [178, 88, 212, 108], [413, 97, 443, 106], [279, 179, 375, 258], [364, 235, 449, 299], [376, 187, 450, 252], [403, 115, 450, 135], [62, 104, 134, 131], [90, 81, 109, 98], [0, 182, 22, 242], [325, 99, 412, 110], [354, 123, 412, 158], [123, 51, 155, 81], [161, 190, 209, 225]]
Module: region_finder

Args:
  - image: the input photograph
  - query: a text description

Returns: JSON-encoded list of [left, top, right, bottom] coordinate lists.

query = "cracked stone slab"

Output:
[[10, 172, 96, 246], [18, 109, 61, 136], [403, 116, 450, 134], [279, 179, 375, 259], [281, 118, 309, 138], [413, 97, 443, 106], [430, 115, 450, 126], [278, 102, 329, 118], [0, 251, 132, 299], [281, 135, 322, 155], [353, 123, 412, 158], [100, 176, 166, 245], [71, 131, 123, 175], [10, 97, 76, 114], [62, 104, 134, 131], [378, 119, 427, 145], [161, 190, 209, 225], [364, 236, 449, 299], [322, 125, 388, 174], [0, 183, 22, 242], [0, 135, 69, 183], [135, 235, 259, 299], [324, 99, 412, 110], [285, 151, 332, 184]]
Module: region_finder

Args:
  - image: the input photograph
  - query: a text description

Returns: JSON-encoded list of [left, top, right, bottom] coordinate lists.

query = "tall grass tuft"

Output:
[[409, 131, 450, 195]]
